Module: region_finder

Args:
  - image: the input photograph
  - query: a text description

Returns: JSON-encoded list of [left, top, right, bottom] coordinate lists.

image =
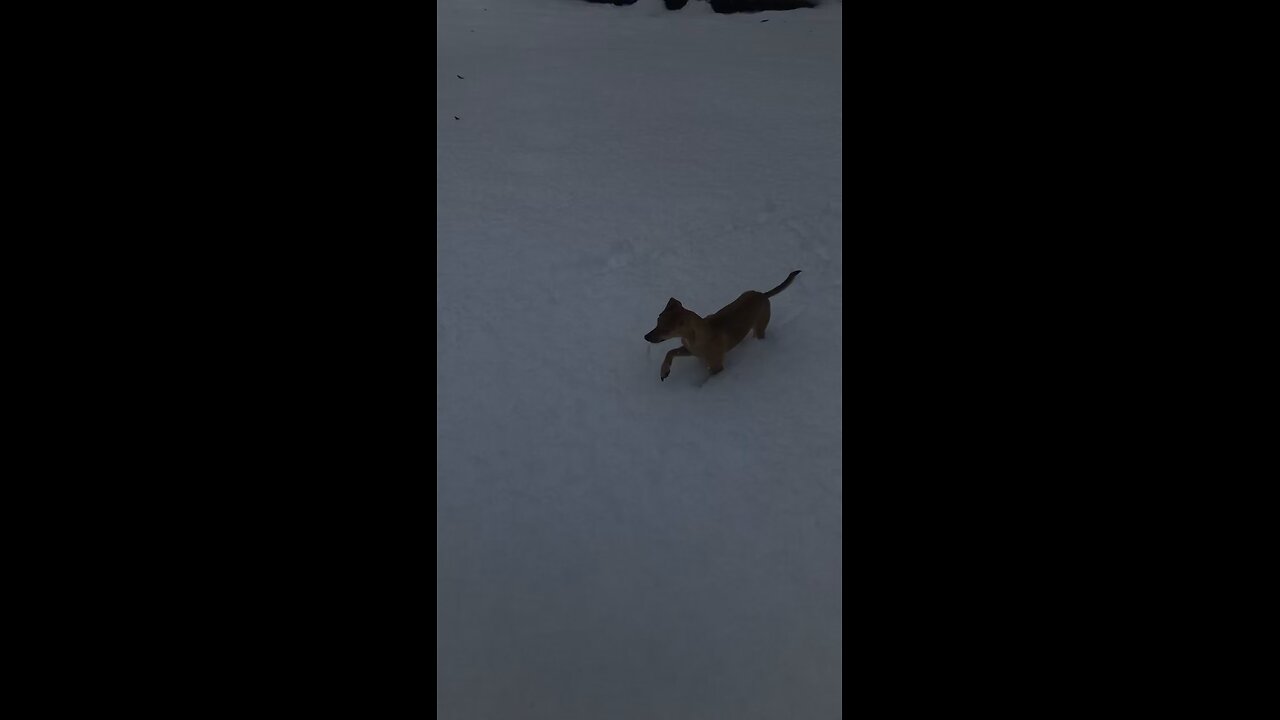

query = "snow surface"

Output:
[[437, 1, 841, 717]]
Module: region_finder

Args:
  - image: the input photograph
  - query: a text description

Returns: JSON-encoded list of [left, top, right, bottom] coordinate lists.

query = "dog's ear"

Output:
[[666, 297, 682, 310]]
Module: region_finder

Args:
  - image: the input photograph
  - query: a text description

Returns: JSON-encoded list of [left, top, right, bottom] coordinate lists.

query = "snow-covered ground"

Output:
[[437, 1, 841, 717]]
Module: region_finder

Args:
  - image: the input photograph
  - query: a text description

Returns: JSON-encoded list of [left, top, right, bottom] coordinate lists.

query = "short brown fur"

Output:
[[644, 270, 800, 381]]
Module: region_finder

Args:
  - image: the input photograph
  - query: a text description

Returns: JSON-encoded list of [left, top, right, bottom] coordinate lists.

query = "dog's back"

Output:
[[706, 291, 767, 352]]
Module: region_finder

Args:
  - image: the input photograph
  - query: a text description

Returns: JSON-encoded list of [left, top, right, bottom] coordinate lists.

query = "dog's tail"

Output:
[[763, 270, 801, 298]]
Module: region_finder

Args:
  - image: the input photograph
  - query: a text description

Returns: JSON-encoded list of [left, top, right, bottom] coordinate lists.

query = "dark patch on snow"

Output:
[[709, 0, 816, 13], [582, 0, 818, 14], [586, 0, 816, 11]]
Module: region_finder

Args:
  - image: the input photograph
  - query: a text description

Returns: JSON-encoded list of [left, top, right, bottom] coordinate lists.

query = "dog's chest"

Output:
[[681, 336, 708, 359]]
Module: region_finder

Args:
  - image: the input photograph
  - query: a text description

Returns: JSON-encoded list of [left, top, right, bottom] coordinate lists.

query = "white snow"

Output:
[[437, 1, 841, 717]]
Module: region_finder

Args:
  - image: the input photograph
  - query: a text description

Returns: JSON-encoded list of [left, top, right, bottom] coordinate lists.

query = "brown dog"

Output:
[[644, 270, 801, 381]]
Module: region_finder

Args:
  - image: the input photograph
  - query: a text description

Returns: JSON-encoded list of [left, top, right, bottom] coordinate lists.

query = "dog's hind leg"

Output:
[[754, 301, 771, 339]]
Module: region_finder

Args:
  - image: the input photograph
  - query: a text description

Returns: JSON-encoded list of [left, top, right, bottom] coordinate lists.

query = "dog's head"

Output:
[[644, 298, 685, 343]]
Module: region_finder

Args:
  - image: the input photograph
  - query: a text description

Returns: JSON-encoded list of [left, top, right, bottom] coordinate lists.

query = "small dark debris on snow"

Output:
[[454, 116, 460, 120], [709, 0, 814, 12], [761, 18, 769, 22], [457, 75, 464, 79]]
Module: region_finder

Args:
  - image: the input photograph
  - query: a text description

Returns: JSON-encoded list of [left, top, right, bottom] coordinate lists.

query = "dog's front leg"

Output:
[[661, 347, 691, 381], [705, 349, 725, 376], [697, 365, 724, 388]]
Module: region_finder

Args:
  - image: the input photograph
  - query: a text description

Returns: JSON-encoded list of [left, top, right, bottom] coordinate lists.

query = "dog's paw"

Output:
[[660, 365, 670, 381]]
